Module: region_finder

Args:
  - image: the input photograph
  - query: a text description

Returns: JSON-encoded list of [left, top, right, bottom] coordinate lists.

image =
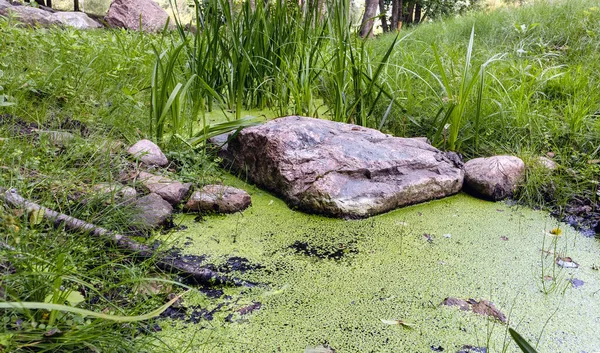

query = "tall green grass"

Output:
[[374, 0, 600, 157], [367, 0, 600, 209], [151, 0, 401, 143]]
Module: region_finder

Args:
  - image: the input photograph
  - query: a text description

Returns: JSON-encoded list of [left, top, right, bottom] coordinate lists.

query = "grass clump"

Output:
[[0, 19, 209, 352]]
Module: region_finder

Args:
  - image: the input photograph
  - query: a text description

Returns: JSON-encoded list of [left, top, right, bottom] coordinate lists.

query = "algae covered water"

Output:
[[157, 177, 600, 352]]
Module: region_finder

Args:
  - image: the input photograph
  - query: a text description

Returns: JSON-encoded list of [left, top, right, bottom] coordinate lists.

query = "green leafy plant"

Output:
[[150, 41, 197, 145], [509, 328, 539, 353], [432, 26, 503, 151]]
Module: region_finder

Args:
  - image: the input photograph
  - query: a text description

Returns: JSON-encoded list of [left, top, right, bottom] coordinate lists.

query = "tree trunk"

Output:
[[378, 0, 388, 32], [391, 0, 399, 30], [414, 3, 422, 23], [404, 1, 414, 24], [74, 0, 79, 11], [397, 0, 403, 29], [359, 0, 379, 38]]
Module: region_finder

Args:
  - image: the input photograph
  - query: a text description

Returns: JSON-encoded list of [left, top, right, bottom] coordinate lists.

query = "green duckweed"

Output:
[[157, 176, 600, 353]]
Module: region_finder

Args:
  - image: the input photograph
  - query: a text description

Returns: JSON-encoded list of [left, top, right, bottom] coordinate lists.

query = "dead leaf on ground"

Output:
[[441, 297, 470, 311], [380, 318, 415, 328], [556, 257, 579, 268], [305, 345, 336, 353]]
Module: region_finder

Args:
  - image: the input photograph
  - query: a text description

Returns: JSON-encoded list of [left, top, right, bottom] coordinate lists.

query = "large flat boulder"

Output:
[[217, 116, 464, 218]]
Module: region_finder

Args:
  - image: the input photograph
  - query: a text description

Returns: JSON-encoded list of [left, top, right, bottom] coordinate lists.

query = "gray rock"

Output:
[[184, 185, 251, 213], [92, 183, 137, 204], [0, 3, 101, 29], [51, 0, 193, 23], [535, 156, 558, 171], [52, 11, 102, 29], [0, 4, 55, 26], [218, 116, 464, 218], [137, 171, 190, 205], [464, 155, 525, 201], [105, 0, 172, 32], [409, 136, 431, 145], [127, 139, 168, 167], [132, 193, 173, 234]]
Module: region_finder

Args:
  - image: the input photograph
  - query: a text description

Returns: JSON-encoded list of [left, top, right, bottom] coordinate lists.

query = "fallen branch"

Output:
[[0, 188, 248, 286]]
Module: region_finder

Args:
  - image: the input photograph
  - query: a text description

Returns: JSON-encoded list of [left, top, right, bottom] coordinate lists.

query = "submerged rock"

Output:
[[469, 299, 507, 323], [464, 155, 525, 201], [132, 193, 173, 234], [217, 116, 464, 218], [127, 139, 168, 167], [137, 171, 191, 205], [184, 185, 251, 213], [105, 0, 172, 32], [441, 297, 507, 323]]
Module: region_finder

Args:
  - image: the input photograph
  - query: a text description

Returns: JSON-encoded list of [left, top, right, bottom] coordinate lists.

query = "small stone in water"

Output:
[[570, 278, 584, 288]]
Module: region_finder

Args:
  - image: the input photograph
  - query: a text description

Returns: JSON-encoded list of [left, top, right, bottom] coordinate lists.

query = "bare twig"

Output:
[[0, 188, 247, 286]]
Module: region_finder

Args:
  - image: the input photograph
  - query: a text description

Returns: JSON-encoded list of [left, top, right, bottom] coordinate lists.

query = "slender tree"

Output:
[[378, 0, 389, 32], [404, 1, 414, 24], [359, 0, 379, 37], [414, 2, 422, 23], [390, 0, 403, 30]]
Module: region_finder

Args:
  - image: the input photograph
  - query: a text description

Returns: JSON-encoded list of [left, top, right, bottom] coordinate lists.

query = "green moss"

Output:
[[158, 175, 600, 352]]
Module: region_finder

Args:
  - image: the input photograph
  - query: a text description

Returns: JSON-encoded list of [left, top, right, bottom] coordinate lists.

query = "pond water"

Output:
[[157, 176, 600, 353]]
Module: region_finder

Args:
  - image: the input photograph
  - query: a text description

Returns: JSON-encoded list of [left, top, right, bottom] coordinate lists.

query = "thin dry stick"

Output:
[[0, 188, 247, 286]]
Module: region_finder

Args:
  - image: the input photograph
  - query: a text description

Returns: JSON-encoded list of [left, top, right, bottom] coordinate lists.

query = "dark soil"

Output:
[[0, 113, 90, 137], [160, 304, 225, 323], [163, 250, 262, 288], [0, 114, 39, 136], [290, 240, 358, 260], [216, 256, 264, 273]]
